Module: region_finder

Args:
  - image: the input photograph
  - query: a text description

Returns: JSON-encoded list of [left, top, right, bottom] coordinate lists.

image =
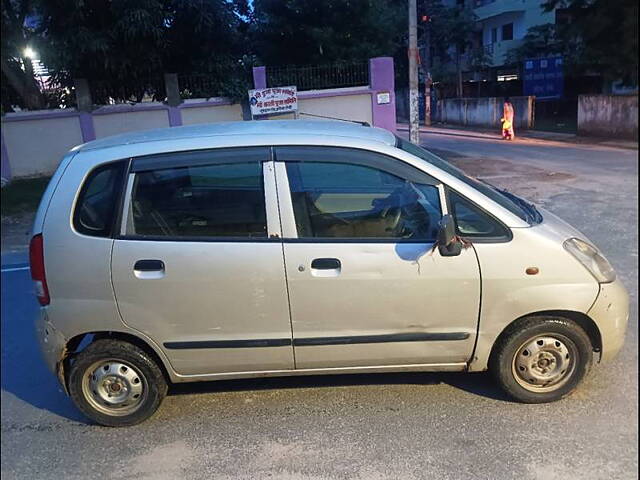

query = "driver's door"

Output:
[[275, 146, 481, 370]]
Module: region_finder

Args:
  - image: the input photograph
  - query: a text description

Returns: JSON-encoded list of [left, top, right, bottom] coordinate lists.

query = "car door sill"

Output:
[[171, 362, 468, 383]]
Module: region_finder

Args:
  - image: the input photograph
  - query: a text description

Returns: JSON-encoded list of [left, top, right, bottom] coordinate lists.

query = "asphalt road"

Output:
[[1, 130, 637, 480]]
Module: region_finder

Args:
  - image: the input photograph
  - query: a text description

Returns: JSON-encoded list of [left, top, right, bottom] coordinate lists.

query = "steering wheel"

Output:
[[381, 206, 402, 232]]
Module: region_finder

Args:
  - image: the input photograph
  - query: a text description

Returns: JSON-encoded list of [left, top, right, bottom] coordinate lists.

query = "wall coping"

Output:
[[438, 95, 534, 101], [578, 93, 639, 98], [92, 102, 168, 115], [297, 86, 373, 100], [2, 108, 80, 122], [179, 97, 234, 108], [0, 88, 375, 124], [1, 97, 237, 123]]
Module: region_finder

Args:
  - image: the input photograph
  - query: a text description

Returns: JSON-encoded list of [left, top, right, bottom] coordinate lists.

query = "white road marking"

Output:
[[1, 266, 30, 273]]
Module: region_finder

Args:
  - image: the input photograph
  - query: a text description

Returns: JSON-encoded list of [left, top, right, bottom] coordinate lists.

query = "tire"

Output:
[[489, 316, 593, 403], [68, 339, 168, 427]]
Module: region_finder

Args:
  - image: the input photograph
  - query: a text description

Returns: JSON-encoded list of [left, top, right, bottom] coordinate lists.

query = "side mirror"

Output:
[[437, 214, 462, 257]]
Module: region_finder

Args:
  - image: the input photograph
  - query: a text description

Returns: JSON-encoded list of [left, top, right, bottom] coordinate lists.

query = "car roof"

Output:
[[78, 120, 397, 152]]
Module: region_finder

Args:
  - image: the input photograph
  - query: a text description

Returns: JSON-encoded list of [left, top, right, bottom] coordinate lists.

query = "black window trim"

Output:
[[112, 158, 132, 237], [72, 159, 129, 239], [445, 187, 513, 243], [116, 147, 273, 243], [131, 146, 271, 172], [274, 145, 439, 186]]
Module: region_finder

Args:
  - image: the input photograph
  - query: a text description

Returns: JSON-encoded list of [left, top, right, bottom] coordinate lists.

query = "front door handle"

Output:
[[133, 259, 165, 279], [134, 259, 165, 271], [311, 258, 341, 270]]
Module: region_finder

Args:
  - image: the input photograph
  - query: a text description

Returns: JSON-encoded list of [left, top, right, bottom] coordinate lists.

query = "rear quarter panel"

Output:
[[41, 150, 175, 377]]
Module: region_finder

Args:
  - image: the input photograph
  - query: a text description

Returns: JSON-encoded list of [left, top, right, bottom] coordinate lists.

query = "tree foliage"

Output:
[[1, 0, 46, 110], [250, 0, 406, 66], [7, 0, 632, 111], [508, 0, 638, 85], [34, 0, 250, 103]]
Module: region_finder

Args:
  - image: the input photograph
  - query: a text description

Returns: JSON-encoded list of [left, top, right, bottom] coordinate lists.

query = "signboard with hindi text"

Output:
[[248, 86, 298, 116]]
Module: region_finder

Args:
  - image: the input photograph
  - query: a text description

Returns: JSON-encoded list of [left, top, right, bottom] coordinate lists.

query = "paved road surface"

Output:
[[1, 131, 637, 479]]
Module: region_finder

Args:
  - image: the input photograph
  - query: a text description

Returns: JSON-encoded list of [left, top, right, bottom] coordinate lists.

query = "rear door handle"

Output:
[[311, 258, 341, 270], [134, 259, 165, 271]]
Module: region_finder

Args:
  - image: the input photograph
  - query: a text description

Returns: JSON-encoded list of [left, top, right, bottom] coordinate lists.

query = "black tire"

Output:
[[489, 316, 593, 403], [68, 339, 167, 427]]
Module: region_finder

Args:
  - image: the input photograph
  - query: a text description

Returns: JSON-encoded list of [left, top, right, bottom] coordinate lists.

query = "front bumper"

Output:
[[587, 278, 630, 362], [35, 308, 69, 392]]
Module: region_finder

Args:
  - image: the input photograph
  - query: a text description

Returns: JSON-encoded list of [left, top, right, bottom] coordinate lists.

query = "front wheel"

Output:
[[490, 316, 593, 403], [68, 339, 167, 426]]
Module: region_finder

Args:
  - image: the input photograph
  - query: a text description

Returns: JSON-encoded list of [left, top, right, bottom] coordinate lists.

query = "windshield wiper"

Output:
[[496, 188, 543, 223]]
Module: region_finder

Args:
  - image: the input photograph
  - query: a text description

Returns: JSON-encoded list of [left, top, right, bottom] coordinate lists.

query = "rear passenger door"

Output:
[[111, 147, 294, 376]]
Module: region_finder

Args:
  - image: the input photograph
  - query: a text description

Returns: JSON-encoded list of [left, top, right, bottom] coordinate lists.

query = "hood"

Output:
[[534, 207, 594, 245]]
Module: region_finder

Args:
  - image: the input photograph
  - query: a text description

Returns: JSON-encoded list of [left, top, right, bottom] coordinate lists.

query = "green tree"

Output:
[[250, 0, 406, 66], [1, 0, 46, 110], [507, 0, 638, 87], [418, 0, 480, 96], [35, 0, 250, 103]]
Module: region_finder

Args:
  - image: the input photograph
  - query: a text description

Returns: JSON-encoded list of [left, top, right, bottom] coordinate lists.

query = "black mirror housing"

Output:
[[437, 214, 462, 257]]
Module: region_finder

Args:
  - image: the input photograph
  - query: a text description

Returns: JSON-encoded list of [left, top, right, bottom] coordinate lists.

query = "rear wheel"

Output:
[[69, 339, 167, 426], [490, 316, 593, 403]]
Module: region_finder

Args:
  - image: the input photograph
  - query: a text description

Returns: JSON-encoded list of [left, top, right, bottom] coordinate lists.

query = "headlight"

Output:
[[563, 237, 616, 283]]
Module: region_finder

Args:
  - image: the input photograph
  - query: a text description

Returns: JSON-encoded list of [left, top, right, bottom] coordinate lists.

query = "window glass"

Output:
[[286, 162, 441, 240], [449, 190, 510, 238], [74, 161, 125, 237], [502, 23, 513, 41], [127, 162, 267, 238], [395, 137, 537, 223]]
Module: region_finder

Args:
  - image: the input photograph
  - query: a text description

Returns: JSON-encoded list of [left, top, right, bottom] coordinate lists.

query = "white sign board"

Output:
[[376, 91, 391, 105], [248, 86, 298, 116]]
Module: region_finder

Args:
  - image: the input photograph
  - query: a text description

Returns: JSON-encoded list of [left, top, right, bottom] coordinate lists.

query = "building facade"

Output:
[[474, 0, 557, 69]]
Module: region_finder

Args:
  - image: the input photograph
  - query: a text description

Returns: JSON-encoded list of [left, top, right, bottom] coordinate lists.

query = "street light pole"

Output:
[[408, 0, 420, 144]]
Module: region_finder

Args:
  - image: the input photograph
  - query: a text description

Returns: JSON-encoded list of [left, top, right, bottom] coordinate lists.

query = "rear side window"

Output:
[[74, 161, 126, 237], [126, 162, 267, 238]]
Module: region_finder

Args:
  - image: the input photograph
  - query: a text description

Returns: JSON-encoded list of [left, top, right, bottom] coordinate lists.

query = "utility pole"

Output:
[[422, 15, 432, 126], [408, 0, 419, 144]]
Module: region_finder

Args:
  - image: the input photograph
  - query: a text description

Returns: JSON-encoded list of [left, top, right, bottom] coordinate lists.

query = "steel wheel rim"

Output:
[[81, 359, 147, 416], [511, 333, 578, 393]]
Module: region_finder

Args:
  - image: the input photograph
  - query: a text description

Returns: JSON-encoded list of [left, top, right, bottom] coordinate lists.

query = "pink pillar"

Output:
[[252, 66, 267, 89], [369, 57, 397, 133]]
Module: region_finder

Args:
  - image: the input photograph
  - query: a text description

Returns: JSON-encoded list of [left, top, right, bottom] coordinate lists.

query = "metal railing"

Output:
[[178, 63, 252, 99], [90, 76, 166, 105], [266, 62, 369, 90]]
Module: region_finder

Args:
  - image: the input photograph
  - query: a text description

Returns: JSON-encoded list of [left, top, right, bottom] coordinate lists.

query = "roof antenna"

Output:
[[297, 112, 370, 127]]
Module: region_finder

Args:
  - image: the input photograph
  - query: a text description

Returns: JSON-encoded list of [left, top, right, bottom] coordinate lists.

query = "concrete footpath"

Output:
[[397, 123, 638, 150]]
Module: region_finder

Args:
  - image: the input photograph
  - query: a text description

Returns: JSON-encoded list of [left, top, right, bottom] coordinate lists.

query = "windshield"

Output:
[[396, 137, 542, 225]]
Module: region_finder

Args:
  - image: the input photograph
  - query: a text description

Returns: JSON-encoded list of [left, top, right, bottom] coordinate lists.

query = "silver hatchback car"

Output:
[[32, 120, 629, 426]]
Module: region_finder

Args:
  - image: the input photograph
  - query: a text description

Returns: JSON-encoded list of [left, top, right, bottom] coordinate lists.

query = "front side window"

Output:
[[286, 161, 441, 241], [126, 162, 267, 238], [396, 137, 542, 224], [449, 190, 510, 239], [74, 161, 126, 237]]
